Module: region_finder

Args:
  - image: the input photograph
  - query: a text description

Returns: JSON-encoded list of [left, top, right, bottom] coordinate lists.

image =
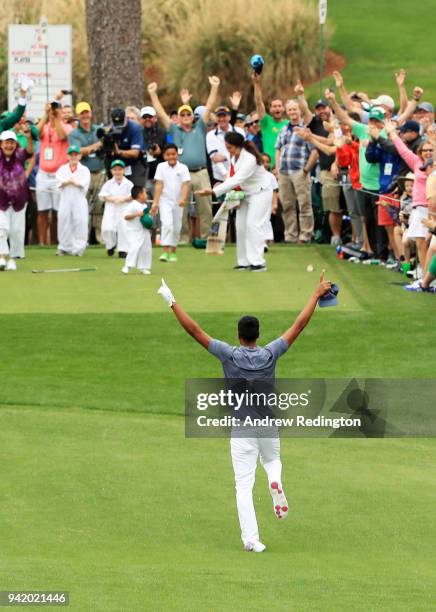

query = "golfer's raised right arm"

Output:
[[171, 304, 211, 349]]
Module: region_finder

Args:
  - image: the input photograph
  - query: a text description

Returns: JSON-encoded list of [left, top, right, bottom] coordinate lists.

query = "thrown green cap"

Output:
[[111, 159, 125, 168], [67, 144, 81, 154]]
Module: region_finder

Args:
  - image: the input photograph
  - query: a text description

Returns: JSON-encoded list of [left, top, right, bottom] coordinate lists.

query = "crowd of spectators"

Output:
[[0, 67, 435, 290]]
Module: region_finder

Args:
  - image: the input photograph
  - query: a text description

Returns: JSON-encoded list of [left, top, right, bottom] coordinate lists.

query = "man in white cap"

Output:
[[0, 129, 34, 270], [140, 105, 168, 198]]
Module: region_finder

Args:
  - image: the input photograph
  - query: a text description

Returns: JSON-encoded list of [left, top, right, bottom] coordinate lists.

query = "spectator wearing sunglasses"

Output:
[[245, 112, 263, 153]]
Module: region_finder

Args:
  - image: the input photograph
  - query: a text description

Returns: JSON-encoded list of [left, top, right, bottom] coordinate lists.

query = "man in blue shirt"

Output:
[[157, 273, 332, 552], [110, 108, 145, 188]]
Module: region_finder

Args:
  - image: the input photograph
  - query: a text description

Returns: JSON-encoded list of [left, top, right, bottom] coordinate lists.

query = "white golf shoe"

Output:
[[6, 259, 17, 271], [270, 481, 289, 520], [244, 541, 266, 553], [0, 256, 6, 270], [140, 269, 151, 275], [121, 265, 129, 274]]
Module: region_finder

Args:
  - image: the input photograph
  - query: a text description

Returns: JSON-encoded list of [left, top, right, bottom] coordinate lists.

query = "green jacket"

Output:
[[0, 103, 26, 133]]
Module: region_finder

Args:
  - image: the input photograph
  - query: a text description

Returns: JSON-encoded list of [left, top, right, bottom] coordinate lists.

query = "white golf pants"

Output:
[[235, 189, 273, 267], [160, 201, 183, 247], [0, 206, 26, 258], [230, 433, 282, 545]]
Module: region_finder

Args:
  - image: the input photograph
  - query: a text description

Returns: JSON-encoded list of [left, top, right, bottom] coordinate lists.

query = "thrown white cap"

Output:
[[0, 130, 18, 141]]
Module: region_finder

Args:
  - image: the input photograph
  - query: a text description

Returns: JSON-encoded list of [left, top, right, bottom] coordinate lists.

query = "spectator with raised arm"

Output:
[[147, 76, 220, 243], [384, 119, 432, 277], [325, 89, 389, 259], [252, 72, 288, 170], [36, 101, 74, 246], [295, 81, 342, 245]]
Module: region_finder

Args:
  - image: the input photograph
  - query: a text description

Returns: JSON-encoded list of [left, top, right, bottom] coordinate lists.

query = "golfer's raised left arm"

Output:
[[282, 273, 331, 347]]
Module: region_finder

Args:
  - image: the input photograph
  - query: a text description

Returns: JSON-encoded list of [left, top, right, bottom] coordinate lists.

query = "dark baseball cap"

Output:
[[215, 106, 231, 116], [399, 120, 421, 134], [315, 99, 329, 108]]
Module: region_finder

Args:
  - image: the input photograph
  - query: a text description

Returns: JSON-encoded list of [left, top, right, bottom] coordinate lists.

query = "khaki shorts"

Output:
[[320, 169, 341, 213]]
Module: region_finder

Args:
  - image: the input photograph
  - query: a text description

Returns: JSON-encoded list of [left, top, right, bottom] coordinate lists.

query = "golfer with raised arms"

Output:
[[158, 273, 332, 552], [196, 132, 272, 272]]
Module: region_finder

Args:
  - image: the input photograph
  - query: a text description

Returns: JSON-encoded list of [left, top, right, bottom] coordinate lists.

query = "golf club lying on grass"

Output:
[[31, 267, 98, 274]]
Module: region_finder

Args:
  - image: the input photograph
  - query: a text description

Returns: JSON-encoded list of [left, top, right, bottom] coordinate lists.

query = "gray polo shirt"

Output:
[[209, 337, 288, 420], [69, 124, 104, 172], [169, 118, 207, 170]]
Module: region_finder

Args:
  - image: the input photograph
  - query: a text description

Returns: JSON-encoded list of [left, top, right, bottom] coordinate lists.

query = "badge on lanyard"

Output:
[[44, 147, 54, 161], [177, 147, 184, 156]]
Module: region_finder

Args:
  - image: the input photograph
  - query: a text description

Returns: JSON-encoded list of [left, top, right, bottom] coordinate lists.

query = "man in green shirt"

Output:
[[0, 84, 28, 135], [252, 72, 288, 169]]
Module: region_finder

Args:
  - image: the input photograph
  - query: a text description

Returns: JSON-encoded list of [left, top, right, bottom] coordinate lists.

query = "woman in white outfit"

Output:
[[56, 145, 91, 256], [196, 132, 272, 271]]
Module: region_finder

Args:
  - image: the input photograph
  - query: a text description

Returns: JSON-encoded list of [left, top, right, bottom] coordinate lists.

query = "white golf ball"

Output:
[[306, 264, 314, 272]]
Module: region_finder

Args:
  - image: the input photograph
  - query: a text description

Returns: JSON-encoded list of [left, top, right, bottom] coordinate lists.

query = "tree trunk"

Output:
[[85, 0, 144, 123]]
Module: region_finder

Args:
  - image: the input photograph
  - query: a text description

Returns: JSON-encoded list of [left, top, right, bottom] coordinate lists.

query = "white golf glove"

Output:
[[157, 278, 176, 306]]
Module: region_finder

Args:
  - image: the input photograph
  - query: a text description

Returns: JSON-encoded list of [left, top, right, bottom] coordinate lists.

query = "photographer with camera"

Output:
[[98, 108, 145, 189], [140, 106, 168, 198], [36, 99, 73, 245], [69, 102, 105, 244]]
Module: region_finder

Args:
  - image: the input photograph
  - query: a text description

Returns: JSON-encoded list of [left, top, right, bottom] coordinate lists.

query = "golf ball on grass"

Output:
[[306, 264, 314, 272]]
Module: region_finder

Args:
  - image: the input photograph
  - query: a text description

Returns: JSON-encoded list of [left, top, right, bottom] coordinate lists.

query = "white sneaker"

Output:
[[6, 258, 16, 271], [140, 269, 151, 275], [121, 265, 129, 274], [0, 256, 6, 270], [244, 541, 266, 553], [270, 481, 289, 520]]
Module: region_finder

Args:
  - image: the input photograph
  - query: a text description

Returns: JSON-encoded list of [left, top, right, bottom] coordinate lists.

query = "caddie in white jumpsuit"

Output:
[[122, 185, 152, 275], [196, 132, 272, 271], [56, 145, 91, 256], [156, 273, 333, 552], [99, 159, 132, 256]]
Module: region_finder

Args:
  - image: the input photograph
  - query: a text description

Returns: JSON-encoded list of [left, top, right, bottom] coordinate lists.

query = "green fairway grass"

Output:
[[1, 245, 435, 611], [306, 0, 436, 104]]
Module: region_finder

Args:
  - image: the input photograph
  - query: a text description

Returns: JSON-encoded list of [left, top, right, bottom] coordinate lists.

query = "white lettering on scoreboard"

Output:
[[8, 22, 72, 118]]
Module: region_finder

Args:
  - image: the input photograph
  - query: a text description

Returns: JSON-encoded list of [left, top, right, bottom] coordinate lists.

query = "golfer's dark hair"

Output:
[[238, 315, 260, 342], [131, 185, 146, 199], [163, 143, 178, 154], [224, 131, 263, 165]]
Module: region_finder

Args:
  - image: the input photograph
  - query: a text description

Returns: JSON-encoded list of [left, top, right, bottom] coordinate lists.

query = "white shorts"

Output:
[[407, 206, 428, 239], [36, 170, 61, 212], [430, 234, 436, 249]]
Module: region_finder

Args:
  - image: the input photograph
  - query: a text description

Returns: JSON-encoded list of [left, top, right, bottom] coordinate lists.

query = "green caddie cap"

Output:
[[111, 159, 125, 168], [67, 144, 81, 154], [368, 106, 385, 122]]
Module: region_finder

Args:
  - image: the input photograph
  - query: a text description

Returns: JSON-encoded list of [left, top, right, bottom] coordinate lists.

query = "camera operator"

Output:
[[102, 108, 145, 188], [36, 99, 73, 245], [69, 102, 105, 243], [140, 106, 168, 198]]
